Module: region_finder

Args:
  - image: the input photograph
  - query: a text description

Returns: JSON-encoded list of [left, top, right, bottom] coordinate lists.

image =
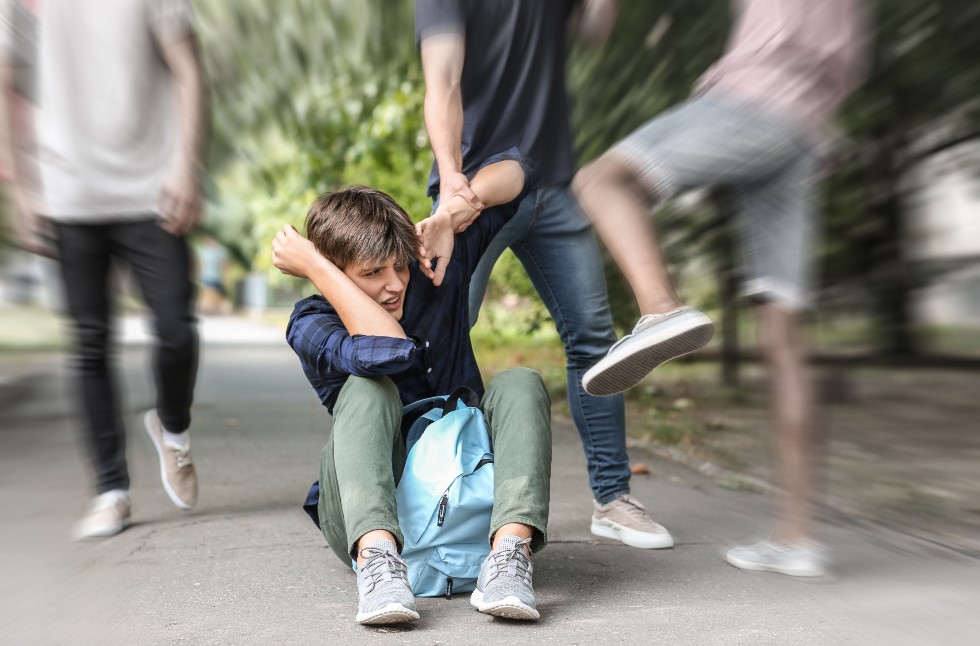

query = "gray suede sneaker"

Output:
[[583, 306, 714, 396], [355, 539, 419, 625], [470, 536, 539, 620]]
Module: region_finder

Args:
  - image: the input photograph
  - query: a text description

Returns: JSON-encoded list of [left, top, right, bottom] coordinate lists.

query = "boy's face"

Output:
[[343, 257, 410, 321]]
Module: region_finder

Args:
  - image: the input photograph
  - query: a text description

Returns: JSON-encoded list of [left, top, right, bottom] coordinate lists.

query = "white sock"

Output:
[[97, 489, 129, 505], [162, 428, 190, 450]]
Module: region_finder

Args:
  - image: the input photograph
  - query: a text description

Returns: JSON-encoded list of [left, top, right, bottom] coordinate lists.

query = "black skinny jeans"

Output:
[[55, 219, 198, 494]]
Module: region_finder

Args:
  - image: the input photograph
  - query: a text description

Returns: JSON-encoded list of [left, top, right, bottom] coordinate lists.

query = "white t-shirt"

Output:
[[3, 0, 194, 221]]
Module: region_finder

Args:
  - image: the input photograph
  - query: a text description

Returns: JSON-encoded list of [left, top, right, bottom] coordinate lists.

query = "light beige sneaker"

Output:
[[73, 490, 131, 540], [591, 495, 674, 549], [583, 307, 714, 396], [144, 410, 198, 510]]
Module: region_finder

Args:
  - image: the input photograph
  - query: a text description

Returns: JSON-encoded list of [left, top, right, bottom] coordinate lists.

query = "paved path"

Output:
[[2, 337, 978, 645]]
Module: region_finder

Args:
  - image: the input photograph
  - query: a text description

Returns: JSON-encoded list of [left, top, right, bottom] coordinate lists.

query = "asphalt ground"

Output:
[[2, 339, 978, 645]]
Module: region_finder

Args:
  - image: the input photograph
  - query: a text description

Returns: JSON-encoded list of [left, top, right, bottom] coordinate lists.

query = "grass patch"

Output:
[[0, 306, 66, 352]]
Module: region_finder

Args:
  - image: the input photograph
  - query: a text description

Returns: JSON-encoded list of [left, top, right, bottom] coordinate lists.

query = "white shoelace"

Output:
[[170, 447, 193, 469]]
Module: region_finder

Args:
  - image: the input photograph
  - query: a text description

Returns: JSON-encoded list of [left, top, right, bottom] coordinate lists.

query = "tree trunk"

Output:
[[869, 137, 917, 356]]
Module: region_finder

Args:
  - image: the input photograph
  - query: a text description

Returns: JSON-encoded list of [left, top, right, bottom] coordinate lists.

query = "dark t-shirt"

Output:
[[416, 0, 577, 194]]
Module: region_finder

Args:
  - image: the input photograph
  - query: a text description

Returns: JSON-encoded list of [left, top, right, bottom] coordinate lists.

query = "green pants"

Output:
[[317, 367, 552, 564]]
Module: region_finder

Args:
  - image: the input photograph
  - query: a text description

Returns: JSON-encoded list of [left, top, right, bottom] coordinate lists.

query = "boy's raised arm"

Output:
[[272, 225, 407, 339], [417, 159, 525, 286]]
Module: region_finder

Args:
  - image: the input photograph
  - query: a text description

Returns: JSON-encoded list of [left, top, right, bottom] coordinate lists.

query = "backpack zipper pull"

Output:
[[437, 494, 448, 526], [445, 576, 454, 599]]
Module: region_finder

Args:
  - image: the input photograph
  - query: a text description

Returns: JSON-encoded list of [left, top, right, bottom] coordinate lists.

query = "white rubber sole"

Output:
[[355, 602, 420, 625], [583, 311, 714, 396], [726, 551, 825, 577], [591, 518, 674, 549], [144, 410, 194, 510], [470, 589, 540, 621], [72, 518, 131, 541]]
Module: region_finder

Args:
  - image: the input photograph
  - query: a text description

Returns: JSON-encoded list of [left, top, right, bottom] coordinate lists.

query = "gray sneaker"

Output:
[[355, 539, 419, 625], [726, 539, 827, 577], [470, 536, 539, 620], [592, 495, 674, 549], [583, 306, 714, 396]]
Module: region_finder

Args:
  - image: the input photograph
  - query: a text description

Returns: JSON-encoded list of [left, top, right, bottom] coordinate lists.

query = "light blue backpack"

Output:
[[395, 387, 494, 598]]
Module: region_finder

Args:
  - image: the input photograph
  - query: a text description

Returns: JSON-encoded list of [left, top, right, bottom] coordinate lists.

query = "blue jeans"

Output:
[[468, 184, 630, 504]]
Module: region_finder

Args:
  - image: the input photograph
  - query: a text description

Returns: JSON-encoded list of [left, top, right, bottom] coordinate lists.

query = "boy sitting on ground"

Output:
[[271, 158, 552, 625]]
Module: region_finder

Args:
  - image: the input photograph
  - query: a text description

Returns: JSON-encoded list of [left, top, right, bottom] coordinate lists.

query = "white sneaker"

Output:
[[726, 539, 827, 577], [73, 490, 131, 540], [583, 307, 714, 396]]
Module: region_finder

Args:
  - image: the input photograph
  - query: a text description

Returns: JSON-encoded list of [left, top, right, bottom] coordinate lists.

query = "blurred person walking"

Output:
[[0, 0, 209, 538], [573, 0, 864, 576], [415, 0, 677, 550]]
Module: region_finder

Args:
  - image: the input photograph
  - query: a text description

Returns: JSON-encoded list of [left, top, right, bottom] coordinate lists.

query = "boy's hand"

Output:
[[272, 224, 320, 279], [416, 210, 455, 287]]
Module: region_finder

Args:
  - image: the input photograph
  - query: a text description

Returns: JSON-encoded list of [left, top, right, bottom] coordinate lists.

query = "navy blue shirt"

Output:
[[415, 0, 578, 194], [287, 190, 522, 414]]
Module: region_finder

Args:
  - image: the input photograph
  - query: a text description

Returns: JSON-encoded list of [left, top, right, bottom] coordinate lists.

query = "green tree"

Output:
[[195, 0, 429, 276]]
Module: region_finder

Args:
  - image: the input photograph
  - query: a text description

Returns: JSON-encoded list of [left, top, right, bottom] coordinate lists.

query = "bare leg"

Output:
[[572, 155, 683, 316], [756, 302, 814, 543]]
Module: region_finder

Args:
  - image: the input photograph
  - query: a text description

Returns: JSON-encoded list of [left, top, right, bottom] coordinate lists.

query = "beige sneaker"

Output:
[[583, 307, 714, 396], [144, 410, 198, 510], [591, 495, 674, 549], [73, 490, 131, 540]]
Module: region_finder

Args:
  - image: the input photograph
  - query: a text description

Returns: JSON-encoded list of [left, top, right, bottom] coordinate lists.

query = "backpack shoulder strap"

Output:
[[441, 387, 481, 416]]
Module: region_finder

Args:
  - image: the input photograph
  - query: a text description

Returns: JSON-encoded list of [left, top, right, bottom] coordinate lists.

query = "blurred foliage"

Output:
[[195, 0, 980, 352], [195, 0, 430, 280]]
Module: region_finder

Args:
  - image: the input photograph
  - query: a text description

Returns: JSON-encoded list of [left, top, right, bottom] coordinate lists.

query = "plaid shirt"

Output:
[[287, 191, 522, 414]]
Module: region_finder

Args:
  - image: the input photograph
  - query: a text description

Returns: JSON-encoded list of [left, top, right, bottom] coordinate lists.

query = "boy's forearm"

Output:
[[442, 159, 526, 231], [305, 257, 407, 339], [469, 160, 525, 209]]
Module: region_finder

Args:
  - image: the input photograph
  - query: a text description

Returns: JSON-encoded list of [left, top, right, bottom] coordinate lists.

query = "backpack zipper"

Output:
[[435, 456, 493, 528], [437, 494, 448, 526]]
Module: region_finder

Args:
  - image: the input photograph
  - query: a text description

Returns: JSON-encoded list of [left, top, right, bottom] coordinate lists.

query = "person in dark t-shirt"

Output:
[[415, 0, 675, 550]]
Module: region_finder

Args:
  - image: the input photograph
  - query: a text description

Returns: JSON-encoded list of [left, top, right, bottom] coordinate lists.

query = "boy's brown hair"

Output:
[[304, 186, 419, 269]]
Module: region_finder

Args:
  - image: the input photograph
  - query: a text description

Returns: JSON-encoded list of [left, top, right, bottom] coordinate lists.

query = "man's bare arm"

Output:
[[0, 57, 50, 255], [157, 28, 208, 236], [420, 32, 482, 212], [574, 0, 618, 43]]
